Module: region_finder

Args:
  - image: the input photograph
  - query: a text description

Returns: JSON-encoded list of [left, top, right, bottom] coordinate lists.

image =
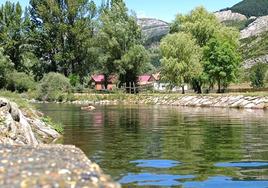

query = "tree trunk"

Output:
[[217, 79, 221, 93], [182, 85, 185, 94], [104, 74, 109, 90]]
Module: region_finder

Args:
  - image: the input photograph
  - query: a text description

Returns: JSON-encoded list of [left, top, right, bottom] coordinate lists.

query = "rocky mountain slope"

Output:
[[137, 18, 169, 46], [214, 10, 247, 22]]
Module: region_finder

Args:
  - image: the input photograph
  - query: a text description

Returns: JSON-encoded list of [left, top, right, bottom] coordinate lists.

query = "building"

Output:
[[90, 74, 118, 91], [137, 74, 156, 86]]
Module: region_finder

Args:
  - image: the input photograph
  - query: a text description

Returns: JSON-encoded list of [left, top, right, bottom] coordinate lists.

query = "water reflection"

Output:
[[36, 104, 268, 187], [215, 161, 268, 168], [131, 159, 180, 168], [119, 173, 194, 187]]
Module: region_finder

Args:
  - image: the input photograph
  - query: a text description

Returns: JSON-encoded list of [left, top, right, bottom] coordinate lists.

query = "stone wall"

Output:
[[73, 95, 268, 110], [135, 95, 268, 109]]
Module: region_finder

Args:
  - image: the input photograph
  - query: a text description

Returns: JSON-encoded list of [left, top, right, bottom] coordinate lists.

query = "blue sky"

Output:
[[2, 0, 242, 21]]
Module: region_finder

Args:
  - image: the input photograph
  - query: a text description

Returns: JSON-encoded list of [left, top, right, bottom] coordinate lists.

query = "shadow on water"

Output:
[[36, 104, 268, 187]]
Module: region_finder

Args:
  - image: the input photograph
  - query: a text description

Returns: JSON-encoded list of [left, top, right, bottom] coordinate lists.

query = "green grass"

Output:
[[41, 116, 64, 134], [0, 90, 32, 109]]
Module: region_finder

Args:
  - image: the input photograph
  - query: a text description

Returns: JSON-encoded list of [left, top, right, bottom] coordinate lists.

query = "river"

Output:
[[36, 103, 268, 188]]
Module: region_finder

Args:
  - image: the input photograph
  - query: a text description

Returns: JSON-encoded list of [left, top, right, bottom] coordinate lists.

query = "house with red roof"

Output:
[[137, 74, 156, 86], [90, 74, 118, 91]]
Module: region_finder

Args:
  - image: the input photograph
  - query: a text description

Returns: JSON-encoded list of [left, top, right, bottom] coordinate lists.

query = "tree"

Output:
[[170, 7, 220, 93], [160, 32, 202, 94], [203, 28, 241, 93], [29, 0, 98, 81], [0, 48, 14, 89], [117, 45, 150, 92], [171, 7, 220, 47], [97, 0, 142, 89], [0, 2, 30, 71], [250, 63, 267, 88]]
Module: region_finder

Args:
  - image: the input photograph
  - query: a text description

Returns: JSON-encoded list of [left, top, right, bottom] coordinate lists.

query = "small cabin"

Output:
[[90, 74, 118, 91], [137, 74, 156, 86]]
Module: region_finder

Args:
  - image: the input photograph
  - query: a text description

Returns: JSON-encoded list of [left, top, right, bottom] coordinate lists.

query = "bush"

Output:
[[250, 63, 268, 88], [37, 72, 72, 102], [6, 71, 36, 93]]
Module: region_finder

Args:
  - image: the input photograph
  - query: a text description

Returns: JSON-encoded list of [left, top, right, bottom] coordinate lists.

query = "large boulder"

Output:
[[0, 98, 60, 145]]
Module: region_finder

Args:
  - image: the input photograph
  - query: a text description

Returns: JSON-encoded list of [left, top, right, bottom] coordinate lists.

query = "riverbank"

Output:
[[70, 93, 268, 109], [0, 96, 120, 187]]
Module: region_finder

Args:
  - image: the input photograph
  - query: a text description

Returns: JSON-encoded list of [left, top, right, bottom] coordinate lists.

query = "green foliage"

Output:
[[37, 72, 72, 102], [29, 0, 98, 80], [160, 32, 202, 93], [42, 116, 64, 134], [228, 0, 268, 17], [6, 71, 36, 93], [0, 48, 14, 89], [0, 1, 32, 71], [249, 63, 268, 88], [117, 45, 150, 85], [97, 0, 143, 86], [203, 29, 241, 92], [240, 32, 268, 60], [69, 74, 79, 87], [171, 7, 220, 47]]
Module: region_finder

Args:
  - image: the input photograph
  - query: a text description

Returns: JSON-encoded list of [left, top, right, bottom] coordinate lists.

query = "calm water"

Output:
[[36, 104, 268, 188]]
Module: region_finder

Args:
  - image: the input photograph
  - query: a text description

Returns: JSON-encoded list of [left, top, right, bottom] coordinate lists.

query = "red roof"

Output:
[[91, 74, 117, 83], [138, 75, 152, 82]]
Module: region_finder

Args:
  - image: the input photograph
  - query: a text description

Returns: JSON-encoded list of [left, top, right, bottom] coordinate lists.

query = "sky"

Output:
[[1, 0, 242, 22]]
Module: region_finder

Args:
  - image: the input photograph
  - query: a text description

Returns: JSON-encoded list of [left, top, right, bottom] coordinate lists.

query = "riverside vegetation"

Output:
[[1, 0, 268, 98]]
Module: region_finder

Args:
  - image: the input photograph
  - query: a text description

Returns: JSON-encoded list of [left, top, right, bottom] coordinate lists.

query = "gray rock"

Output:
[[9, 102, 20, 122], [244, 55, 268, 69], [215, 10, 247, 22], [241, 15, 268, 39]]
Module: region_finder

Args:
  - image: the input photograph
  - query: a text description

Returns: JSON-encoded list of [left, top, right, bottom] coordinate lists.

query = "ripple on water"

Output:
[[215, 161, 268, 168], [119, 173, 195, 187], [130, 159, 181, 168], [184, 176, 268, 188]]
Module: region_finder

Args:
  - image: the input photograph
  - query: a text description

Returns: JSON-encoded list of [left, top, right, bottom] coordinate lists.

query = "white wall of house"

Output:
[[154, 82, 188, 92]]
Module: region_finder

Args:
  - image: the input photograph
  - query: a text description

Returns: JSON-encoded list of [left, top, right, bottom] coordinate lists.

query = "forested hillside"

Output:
[[228, 0, 268, 17]]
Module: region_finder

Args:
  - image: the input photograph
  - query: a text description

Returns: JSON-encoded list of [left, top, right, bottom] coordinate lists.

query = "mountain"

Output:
[[240, 15, 268, 39], [228, 0, 268, 17], [137, 18, 170, 46]]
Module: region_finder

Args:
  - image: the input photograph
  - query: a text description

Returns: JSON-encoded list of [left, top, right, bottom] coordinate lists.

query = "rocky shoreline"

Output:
[[0, 97, 120, 188], [70, 94, 268, 110]]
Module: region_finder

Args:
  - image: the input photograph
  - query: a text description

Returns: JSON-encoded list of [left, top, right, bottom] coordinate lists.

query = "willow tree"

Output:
[[97, 0, 143, 89], [160, 32, 202, 94], [203, 27, 241, 93]]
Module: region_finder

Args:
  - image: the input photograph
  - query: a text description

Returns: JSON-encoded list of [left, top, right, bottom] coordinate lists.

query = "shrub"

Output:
[[250, 63, 268, 88], [68, 74, 79, 87], [6, 71, 36, 93], [37, 72, 72, 102]]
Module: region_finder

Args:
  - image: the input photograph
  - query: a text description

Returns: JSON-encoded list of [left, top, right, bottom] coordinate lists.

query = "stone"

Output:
[[214, 10, 247, 22], [9, 102, 20, 122]]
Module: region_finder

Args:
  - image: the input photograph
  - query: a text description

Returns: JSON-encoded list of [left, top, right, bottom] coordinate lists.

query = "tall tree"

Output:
[[160, 32, 202, 94], [0, 1, 29, 71], [203, 28, 241, 93], [29, 0, 98, 81], [97, 0, 143, 88]]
